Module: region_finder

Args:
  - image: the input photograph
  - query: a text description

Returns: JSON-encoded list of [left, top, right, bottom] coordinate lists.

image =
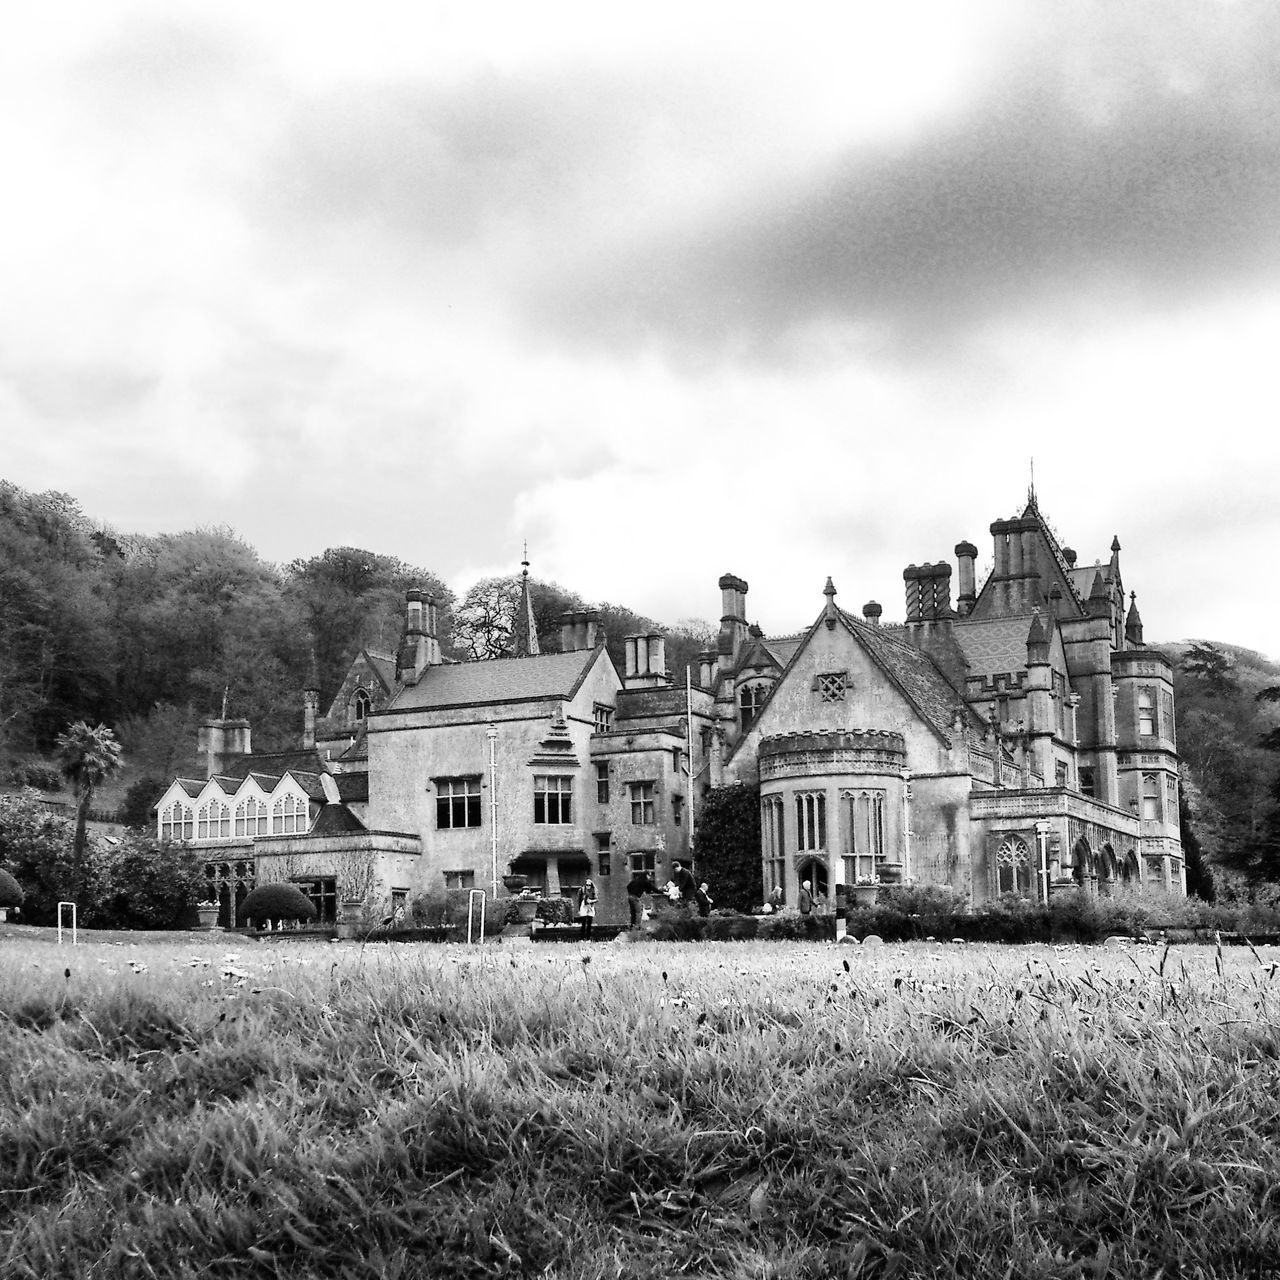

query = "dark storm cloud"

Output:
[[532, 13, 1280, 356]]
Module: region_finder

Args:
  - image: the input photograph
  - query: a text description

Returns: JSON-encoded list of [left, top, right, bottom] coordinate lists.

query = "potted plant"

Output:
[[195, 899, 220, 930], [852, 876, 880, 908], [501, 870, 529, 894]]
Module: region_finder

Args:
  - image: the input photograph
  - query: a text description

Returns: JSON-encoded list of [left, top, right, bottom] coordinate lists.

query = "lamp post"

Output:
[[486, 724, 499, 900]]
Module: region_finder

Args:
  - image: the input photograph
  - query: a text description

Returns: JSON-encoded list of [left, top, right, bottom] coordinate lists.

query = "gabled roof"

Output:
[[727, 603, 981, 766], [363, 650, 397, 693], [387, 648, 606, 712], [840, 608, 982, 745]]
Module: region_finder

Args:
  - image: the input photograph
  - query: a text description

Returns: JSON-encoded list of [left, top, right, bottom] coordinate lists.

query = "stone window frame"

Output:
[[1137, 687, 1156, 736], [435, 776, 482, 830], [534, 774, 573, 825], [593, 703, 614, 734], [795, 790, 827, 852], [629, 780, 657, 826], [993, 834, 1032, 897], [840, 788, 885, 882]]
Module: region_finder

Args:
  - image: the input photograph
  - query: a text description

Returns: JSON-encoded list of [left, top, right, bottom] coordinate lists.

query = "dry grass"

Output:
[[3, 934, 1280, 1278]]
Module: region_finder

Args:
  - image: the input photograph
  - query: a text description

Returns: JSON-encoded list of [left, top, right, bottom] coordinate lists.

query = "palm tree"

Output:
[[56, 721, 124, 900]]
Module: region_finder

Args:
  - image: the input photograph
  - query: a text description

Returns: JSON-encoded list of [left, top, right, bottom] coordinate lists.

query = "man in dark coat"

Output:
[[670, 861, 699, 909], [625, 866, 659, 927]]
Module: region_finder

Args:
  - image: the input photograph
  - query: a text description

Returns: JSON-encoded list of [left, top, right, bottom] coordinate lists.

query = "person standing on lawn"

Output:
[[670, 861, 699, 909], [696, 881, 713, 918], [798, 880, 815, 915], [625, 866, 659, 928], [576, 878, 598, 938]]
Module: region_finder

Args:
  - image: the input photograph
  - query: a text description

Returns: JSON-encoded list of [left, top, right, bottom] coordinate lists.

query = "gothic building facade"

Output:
[[154, 492, 1183, 926]]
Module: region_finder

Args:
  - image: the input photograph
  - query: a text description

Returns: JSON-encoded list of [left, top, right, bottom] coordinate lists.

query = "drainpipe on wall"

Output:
[[486, 725, 499, 900], [901, 770, 912, 882], [1035, 820, 1051, 904]]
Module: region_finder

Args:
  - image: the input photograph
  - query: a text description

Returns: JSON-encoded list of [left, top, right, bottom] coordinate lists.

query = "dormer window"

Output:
[[353, 689, 371, 722], [740, 684, 767, 730]]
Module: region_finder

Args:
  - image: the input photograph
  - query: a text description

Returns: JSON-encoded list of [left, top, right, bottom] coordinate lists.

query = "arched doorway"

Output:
[[796, 857, 828, 902]]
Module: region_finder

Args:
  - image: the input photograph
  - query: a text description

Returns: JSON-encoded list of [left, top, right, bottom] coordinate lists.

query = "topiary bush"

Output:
[[238, 883, 318, 927], [0, 867, 25, 910]]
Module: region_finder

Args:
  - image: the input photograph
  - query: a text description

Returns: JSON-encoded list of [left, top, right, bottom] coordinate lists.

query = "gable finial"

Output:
[[823, 577, 838, 629], [1028, 457, 1037, 510]]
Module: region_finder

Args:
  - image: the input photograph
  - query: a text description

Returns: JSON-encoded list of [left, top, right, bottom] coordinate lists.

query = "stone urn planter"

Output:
[[196, 903, 220, 930], [502, 873, 528, 894], [510, 897, 540, 925], [852, 884, 880, 909], [876, 863, 904, 886], [337, 898, 367, 940]]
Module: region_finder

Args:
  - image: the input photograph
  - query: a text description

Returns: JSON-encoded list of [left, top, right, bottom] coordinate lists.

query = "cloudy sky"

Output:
[[3, 1, 1278, 657]]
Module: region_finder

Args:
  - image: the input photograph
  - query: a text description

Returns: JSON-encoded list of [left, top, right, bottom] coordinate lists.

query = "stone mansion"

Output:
[[155, 492, 1184, 927]]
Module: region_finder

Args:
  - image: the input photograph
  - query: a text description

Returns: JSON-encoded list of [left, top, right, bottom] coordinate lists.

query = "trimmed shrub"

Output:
[[0, 867, 24, 909], [238, 883, 318, 927], [537, 895, 575, 925], [758, 912, 835, 942]]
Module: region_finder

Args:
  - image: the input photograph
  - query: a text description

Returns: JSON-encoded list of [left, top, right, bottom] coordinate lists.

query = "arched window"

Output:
[[272, 793, 308, 835], [197, 799, 231, 841], [160, 801, 193, 843], [761, 796, 785, 902], [740, 684, 767, 730], [235, 796, 268, 838], [840, 789, 886, 884], [995, 836, 1032, 896], [1142, 773, 1161, 822], [353, 688, 371, 722], [795, 791, 826, 851]]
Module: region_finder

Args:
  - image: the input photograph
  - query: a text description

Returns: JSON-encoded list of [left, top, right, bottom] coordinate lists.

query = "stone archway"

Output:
[[1071, 838, 1094, 893], [1097, 844, 1118, 897], [796, 857, 829, 902], [1121, 850, 1141, 886]]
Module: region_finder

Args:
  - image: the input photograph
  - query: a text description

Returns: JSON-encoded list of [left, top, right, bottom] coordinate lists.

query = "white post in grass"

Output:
[[57, 900, 77, 945]]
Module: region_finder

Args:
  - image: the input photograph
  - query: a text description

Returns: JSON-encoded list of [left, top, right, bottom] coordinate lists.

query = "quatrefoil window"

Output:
[[816, 672, 847, 703]]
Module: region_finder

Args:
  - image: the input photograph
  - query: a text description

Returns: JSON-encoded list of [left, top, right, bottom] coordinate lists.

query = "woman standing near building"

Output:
[[577, 878, 598, 938]]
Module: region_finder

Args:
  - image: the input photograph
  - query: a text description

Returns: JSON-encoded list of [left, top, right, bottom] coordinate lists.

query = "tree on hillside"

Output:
[[1181, 642, 1241, 698], [56, 721, 123, 900], [453, 576, 522, 660], [690, 783, 762, 912], [0, 482, 118, 752], [0, 789, 82, 925], [1179, 792, 1215, 901], [285, 548, 455, 700]]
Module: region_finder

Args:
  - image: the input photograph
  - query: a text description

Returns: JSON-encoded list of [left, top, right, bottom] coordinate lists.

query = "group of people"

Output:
[[572, 871, 817, 936]]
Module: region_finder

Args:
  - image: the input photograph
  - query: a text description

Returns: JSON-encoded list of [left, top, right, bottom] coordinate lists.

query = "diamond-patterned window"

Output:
[[816, 672, 847, 703]]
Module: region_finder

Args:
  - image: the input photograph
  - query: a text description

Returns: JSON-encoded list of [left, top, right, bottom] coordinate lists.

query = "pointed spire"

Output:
[[511, 551, 540, 658], [1125, 591, 1144, 646], [823, 577, 838, 629], [1088, 569, 1110, 618]]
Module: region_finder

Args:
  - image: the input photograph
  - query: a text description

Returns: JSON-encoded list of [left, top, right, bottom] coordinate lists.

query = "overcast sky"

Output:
[[3, 1, 1278, 658]]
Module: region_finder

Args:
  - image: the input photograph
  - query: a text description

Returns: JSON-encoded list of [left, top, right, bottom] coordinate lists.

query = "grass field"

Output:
[[3, 931, 1280, 1278]]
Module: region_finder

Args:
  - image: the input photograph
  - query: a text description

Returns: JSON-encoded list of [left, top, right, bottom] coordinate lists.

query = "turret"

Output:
[[1125, 593, 1144, 647]]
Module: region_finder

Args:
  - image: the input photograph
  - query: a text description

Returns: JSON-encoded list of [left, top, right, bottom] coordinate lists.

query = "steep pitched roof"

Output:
[[387, 648, 603, 712], [311, 804, 367, 835], [364, 650, 397, 692], [840, 608, 982, 745]]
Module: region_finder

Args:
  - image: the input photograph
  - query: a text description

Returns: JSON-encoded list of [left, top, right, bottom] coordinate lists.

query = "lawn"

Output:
[[3, 931, 1279, 1278]]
